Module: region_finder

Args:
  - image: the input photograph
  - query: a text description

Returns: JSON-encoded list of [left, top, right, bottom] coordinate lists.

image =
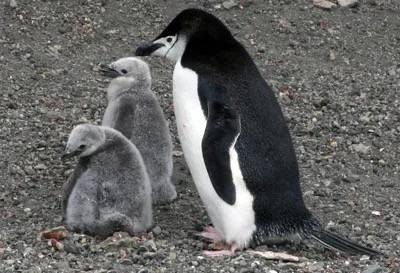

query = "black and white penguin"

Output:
[[136, 9, 381, 256]]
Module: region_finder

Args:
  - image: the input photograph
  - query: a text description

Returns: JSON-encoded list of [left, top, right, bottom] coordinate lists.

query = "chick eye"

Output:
[[79, 144, 86, 150], [166, 37, 173, 43], [121, 69, 127, 74]]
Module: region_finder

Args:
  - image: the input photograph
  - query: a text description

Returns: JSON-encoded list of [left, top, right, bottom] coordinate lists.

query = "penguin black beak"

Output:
[[135, 42, 164, 56], [98, 64, 121, 78]]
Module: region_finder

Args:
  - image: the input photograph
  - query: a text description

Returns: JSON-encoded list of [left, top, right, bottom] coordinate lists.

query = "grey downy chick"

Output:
[[100, 57, 176, 204], [62, 124, 152, 238]]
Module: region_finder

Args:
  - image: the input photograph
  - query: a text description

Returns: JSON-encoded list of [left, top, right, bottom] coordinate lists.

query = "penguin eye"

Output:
[[121, 69, 128, 74], [166, 37, 173, 43]]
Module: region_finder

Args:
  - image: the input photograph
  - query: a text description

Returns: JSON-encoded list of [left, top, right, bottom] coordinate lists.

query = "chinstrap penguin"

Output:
[[62, 124, 152, 238], [135, 9, 382, 256], [99, 57, 177, 204]]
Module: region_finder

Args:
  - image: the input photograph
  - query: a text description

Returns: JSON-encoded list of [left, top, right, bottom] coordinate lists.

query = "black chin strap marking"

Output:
[[165, 35, 179, 58]]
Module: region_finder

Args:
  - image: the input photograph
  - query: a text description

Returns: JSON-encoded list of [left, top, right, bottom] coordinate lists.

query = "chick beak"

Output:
[[61, 149, 80, 160], [99, 64, 121, 78]]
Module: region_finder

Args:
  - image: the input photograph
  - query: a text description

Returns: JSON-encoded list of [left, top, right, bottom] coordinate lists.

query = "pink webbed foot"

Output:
[[197, 226, 221, 243], [196, 226, 239, 257]]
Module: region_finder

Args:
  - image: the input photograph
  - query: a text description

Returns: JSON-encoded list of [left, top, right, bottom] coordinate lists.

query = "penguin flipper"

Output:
[[103, 96, 136, 139], [202, 101, 240, 205], [62, 157, 90, 221], [311, 229, 383, 256]]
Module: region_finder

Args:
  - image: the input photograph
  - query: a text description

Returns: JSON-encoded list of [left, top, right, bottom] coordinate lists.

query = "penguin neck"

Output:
[[93, 128, 124, 156], [107, 77, 150, 101]]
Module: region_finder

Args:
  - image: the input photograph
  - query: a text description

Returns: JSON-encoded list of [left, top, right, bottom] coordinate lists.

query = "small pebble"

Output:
[[338, 0, 359, 7], [9, 0, 17, 8], [169, 252, 177, 260], [5, 259, 15, 265], [152, 226, 162, 235], [222, 0, 238, 9], [172, 150, 183, 157], [34, 163, 47, 170], [329, 50, 336, 61], [144, 239, 157, 252], [351, 143, 370, 154], [313, 0, 337, 9], [362, 264, 382, 273], [360, 255, 370, 261]]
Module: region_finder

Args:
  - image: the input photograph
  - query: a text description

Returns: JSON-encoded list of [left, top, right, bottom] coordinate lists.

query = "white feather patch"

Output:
[[173, 60, 256, 248]]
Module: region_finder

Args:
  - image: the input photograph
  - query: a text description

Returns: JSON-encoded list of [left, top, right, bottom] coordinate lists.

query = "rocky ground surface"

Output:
[[1, 0, 399, 272]]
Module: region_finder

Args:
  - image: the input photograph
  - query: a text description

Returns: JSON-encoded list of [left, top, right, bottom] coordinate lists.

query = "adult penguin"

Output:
[[136, 8, 381, 257]]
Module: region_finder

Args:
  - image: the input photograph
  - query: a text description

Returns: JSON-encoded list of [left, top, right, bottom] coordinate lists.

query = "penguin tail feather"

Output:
[[310, 229, 383, 257]]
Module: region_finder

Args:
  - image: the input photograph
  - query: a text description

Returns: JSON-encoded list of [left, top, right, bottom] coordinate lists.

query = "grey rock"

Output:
[[362, 264, 382, 273], [143, 239, 157, 252], [55, 261, 70, 271], [308, 262, 325, 271], [137, 245, 148, 254], [338, 0, 359, 7], [119, 258, 133, 265], [313, 0, 337, 9], [24, 166, 34, 175], [9, 0, 17, 8], [169, 251, 177, 260], [45, 110, 64, 120], [322, 179, 332, 187], [222, 0, 237, 9], [34, 163, 47, 170], [152, 226, 162, 235], [239, 269, 254, 273], [351, 143, 370, 154], [143, 251, 156, 259], [5, 259, 15, 265], [63, 242, 81, 254]]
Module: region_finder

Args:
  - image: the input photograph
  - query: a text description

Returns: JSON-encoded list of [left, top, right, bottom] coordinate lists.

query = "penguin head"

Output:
[[100, 57, 151, 82], [63, 124, 106, 158], [135, 8, 234, 62]]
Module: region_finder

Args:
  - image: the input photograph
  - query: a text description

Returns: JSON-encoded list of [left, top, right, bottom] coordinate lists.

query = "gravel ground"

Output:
[[1, 0, 399, 272]]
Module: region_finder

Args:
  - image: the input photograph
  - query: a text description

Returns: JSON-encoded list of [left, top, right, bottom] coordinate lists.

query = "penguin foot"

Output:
[[204, 243, 237, 257], [197, 226, 221, 242], [197, 227, 238, 257]]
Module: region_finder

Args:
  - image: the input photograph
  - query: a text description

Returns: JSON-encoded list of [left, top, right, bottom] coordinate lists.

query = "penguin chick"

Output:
[[100, 57, 177, 204], [62, 124, 152, 238]]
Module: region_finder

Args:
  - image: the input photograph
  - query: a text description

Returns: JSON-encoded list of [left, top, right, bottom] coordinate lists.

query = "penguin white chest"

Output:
[[172, 60, 256, 248]]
